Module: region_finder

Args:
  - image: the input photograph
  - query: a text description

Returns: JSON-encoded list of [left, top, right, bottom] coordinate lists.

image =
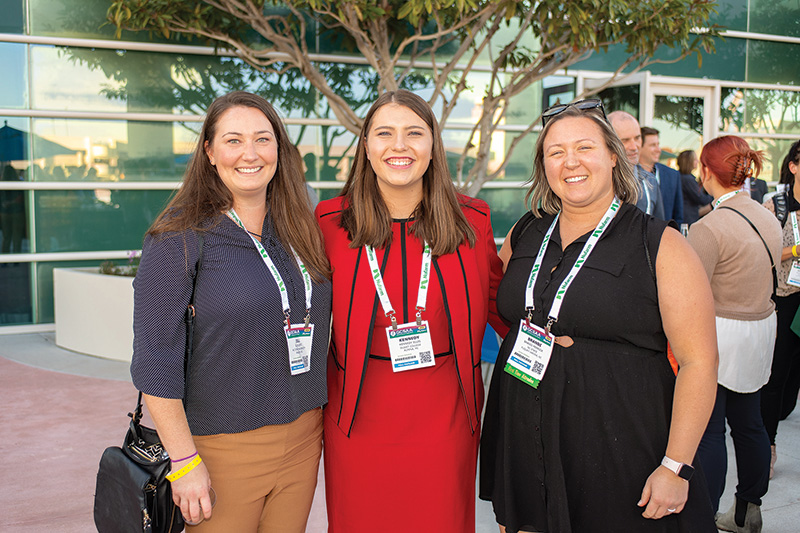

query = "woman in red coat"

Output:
[[316, 90, 507, 532]]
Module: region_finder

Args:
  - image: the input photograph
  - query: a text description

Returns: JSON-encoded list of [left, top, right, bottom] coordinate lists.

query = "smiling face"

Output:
[[640, 133, 661, 169], [365, 103, 433, 202], [204, 105, 278, 205], [610, 116, 641, 166], [543, 116, 617, 212]]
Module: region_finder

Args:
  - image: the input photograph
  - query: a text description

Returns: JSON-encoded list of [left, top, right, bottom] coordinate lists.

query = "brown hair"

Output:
[[338, 90, 475, 255], [147, 91, 330, 281], [700, 135, 763, 188], [779, 139, 800, 186], [640, 126, 660, 140], [677, 150, 697, 175], [527, 105, 639, 216]]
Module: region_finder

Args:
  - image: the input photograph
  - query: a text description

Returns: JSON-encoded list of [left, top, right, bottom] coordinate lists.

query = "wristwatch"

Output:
[[661, 456, 695, 481]]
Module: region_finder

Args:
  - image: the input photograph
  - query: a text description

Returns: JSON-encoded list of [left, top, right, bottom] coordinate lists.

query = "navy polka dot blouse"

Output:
[[131, 213, 331, 435]]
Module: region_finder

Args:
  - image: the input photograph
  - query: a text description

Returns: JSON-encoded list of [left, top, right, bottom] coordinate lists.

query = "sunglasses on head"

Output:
[[541, 98, 607, 126]]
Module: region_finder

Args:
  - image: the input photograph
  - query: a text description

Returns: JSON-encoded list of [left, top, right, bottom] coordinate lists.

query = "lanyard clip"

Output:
[[415, 307, 424, 327], [545, 317, 556, 337], [387, 311, 398, 330], [283, 310, 291, 328], [525, 307, 533, 326], [304, 310, 311, 328]]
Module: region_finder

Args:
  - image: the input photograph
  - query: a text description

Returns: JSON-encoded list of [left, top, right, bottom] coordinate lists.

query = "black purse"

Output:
[[94, 234, 203, 533], [94, 395, 184, 533]]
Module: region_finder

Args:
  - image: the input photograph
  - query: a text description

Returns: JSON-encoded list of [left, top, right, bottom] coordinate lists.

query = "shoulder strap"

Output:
[[642, 214, 657, 284], [510, 211, 537, 249], [773, 193, 788, 227], [183, 233, 204, 403], [717, 206, 777, 293]]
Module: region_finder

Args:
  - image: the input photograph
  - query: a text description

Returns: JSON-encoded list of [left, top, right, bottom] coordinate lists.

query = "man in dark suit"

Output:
[[640, 126, 684, 225]]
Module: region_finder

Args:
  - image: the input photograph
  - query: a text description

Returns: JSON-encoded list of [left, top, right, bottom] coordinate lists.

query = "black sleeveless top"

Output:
[[480, 203, 715, 533]]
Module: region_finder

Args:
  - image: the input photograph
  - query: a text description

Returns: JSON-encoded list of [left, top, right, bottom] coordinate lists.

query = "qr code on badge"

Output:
[[302, 356, 310, 368], [420, 351, 433, 364], [532, 361, 544, 375]]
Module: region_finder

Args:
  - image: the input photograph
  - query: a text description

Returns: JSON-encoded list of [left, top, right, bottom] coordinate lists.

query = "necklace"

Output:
[[247, 229, 262, 239]]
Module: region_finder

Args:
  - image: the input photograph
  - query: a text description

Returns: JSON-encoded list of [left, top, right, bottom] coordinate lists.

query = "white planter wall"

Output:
[[53, 267, 134, 362]]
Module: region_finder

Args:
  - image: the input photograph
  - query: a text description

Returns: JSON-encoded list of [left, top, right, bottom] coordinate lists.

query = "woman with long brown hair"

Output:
[[131, 91, 331, 531], [678, 149, 713, 226], [316, 89, 507, 532]]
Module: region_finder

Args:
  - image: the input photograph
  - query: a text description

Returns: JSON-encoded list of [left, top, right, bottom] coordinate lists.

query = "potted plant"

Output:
[[53, 251, 140, 362]]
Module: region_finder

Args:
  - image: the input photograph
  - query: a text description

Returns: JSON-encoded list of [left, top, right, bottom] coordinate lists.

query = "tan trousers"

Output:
[[189, 408, 323, 533]]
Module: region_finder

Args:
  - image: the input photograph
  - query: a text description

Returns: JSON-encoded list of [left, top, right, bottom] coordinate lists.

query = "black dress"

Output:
[[479, 203, 715, 533]]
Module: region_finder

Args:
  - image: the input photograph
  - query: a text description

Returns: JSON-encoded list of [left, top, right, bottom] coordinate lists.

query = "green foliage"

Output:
[[99, 251, 140, 277], [105, 0, 722, 192]]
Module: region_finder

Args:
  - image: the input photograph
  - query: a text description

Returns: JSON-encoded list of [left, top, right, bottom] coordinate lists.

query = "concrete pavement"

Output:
[[1, 332, 798, 532]]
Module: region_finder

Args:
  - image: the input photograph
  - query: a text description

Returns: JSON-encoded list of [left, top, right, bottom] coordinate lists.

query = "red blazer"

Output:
[[316, 195, 508, 437]]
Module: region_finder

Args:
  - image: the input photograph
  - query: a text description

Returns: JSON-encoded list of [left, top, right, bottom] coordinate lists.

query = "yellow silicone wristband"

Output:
[[166, 455, 202, 482], [793, 245, 799, 258]]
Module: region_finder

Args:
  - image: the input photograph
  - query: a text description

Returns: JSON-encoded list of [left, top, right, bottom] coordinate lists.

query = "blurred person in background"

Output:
[[678, 150, 712, 227], [640, 126, 684, 225], [760, 139, 800, 481]]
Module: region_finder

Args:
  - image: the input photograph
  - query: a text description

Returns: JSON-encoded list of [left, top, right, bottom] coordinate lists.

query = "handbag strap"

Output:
[[717, 206, 777, 293], [131, 232, 205, 425], [772, 192, 788, 227], [183, 233, 205, 402]]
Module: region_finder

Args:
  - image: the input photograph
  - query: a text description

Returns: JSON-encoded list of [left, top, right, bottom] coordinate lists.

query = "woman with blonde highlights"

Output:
[[481, 100, 718, 532], [316, 89, 507, 532]]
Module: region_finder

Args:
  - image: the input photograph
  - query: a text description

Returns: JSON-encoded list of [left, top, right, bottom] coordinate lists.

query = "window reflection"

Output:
[[291, 125, 358, 183], [720, 88, 800, 136], [0, 43, 27, 108], [30, 0, 188, 43], [0, 0, 24, 34], [654, 95, 704, 153], [33, 45, 322, 118], [742, 138, 799, 184], [33, 189, 173, 253], [0, 262, 32, 325], [24, 119, 201, 182], [477, 188, 531, 239], [1, 165, 29, 255], [748, 41, 800, 85], [750, 0, 800, 38]]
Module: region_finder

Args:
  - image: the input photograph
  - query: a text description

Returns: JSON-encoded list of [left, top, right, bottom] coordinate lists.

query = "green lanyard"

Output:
[[228, 209, 313, 326], [523, 197, 621, 333], [365, 242, 432, 329], [713, 189, 745, 209]]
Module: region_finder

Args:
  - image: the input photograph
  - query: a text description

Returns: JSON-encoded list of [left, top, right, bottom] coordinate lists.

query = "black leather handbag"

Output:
[[94, 397, 184, 533], [94, 234, 203, 532]]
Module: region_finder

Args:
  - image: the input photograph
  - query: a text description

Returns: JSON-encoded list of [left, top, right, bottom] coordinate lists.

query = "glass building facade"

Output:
[[1, 0, 798, 329]]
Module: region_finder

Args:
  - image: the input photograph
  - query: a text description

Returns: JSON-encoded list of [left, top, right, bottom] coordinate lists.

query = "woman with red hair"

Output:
[[688, 136, 782, 532]]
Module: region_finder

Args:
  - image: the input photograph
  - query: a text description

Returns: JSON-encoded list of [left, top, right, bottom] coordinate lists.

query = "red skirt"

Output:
[[324, 353, 480, 533]]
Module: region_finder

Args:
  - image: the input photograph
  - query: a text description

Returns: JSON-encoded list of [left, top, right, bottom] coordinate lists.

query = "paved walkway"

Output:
[[1, 332, 798, 531]]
